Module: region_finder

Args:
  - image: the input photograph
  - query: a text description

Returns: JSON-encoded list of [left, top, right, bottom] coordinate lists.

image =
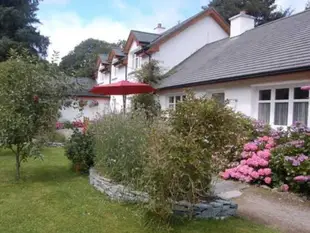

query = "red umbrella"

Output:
[[90, 80, 156, 113]]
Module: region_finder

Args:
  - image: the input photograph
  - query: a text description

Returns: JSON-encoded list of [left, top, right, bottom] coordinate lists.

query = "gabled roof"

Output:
[[108, 47, 126, 63], [132, 30, 160, 43], [124, 8, 229, 54], [158, 9, 310, 90]]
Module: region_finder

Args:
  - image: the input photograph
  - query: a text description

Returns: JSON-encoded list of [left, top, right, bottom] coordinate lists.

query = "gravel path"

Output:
[[214, 180, 310, 233]]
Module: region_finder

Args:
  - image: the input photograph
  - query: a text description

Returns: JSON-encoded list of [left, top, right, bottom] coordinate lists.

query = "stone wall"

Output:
[[89, 168, 238, 219], [89, 168, 149, 203], [173, 199, 238, 219]]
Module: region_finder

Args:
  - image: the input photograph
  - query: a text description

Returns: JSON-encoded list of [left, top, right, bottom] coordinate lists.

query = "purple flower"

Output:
[[293, 176, 310, 182]]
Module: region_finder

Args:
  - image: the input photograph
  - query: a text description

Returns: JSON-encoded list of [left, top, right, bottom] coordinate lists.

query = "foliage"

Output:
[[208, 0, 292, 26], [59, 38, 119, 77], [131, 60, 164, 117], [270, 122, 310, 195], [141, 93, 252, 218], [306, 1, 310, 10], [0, 50, 73, 179], [91, 112, 149, 184], [65, 128, 95, 172], [0, 0, 49, 61], [46, 130, 67, 143]]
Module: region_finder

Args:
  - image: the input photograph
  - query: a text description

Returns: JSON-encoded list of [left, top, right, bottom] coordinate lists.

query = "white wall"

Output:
[[152, 16, 228, 70], [60, 97, 110, 122], [97, 64, 110, 84], [158, 79, 310, 127]]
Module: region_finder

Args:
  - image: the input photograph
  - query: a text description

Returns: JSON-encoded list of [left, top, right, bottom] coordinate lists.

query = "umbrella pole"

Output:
[[123, 95, 126, 115]]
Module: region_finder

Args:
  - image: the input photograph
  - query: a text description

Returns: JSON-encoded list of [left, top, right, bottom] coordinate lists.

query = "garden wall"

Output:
[[89, 168, 238, 219]]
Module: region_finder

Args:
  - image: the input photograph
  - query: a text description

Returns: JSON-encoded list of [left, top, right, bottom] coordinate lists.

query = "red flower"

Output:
[[33, 95, 39, 102]]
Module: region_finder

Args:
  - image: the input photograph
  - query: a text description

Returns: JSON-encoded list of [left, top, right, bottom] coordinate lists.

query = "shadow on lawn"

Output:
[[22, 165, 80, 183]]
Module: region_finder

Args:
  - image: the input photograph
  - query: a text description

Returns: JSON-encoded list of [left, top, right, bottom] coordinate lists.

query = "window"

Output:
[[168, 95, 186, 110], [135, 55, 139, 69], [293, 87, 309, 125], [257, 87, 310, 126], [212, 93, 225, 104]]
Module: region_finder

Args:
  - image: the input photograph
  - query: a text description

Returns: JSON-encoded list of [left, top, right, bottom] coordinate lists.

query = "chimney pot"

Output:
[[154, 23, 166, 34]]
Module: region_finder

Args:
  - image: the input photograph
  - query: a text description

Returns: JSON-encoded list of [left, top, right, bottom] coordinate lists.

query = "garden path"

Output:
[[214, 180, 310, 233]]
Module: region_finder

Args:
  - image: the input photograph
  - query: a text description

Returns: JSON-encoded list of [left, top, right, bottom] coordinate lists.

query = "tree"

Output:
[[306, 1, 310, 10], [131, 60, 165, 117], [0, 50, 73, 180], [208, 0, 292, 26], [60, 38, 120, 78], [0, 0, 49, 61]]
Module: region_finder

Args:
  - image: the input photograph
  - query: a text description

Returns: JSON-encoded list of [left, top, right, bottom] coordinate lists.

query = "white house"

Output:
[[95, 8, 310, 127]]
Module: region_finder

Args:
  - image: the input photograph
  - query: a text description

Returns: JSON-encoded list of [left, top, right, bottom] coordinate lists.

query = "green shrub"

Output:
[[270, 123, 310, 195], [65, 128, 95, 172], [47, 131, 67, 143], [141, 93, 252, 218], [91, 112, 149, 185]]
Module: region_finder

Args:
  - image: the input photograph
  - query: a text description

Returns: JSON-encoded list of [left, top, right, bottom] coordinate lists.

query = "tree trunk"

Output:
[[15, 148, 21, 180]]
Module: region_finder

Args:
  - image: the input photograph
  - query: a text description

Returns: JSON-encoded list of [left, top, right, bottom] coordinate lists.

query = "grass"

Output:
[[0, 148, 280, 233]]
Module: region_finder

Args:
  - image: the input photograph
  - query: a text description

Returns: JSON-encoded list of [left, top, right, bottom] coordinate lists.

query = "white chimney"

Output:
[[229, 11, 255, 37], [154, 23, 166, 34]]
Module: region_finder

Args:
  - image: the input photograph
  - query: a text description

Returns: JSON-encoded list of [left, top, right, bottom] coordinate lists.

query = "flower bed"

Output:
[[221, 122, 310, 196]]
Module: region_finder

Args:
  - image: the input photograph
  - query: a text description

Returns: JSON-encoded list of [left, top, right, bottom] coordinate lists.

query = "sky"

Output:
[[37, 0, 309, 61]]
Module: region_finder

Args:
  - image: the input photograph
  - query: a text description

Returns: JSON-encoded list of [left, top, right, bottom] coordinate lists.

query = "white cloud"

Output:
[[38, 12, 130, 61], [38, 0, 308, 62]]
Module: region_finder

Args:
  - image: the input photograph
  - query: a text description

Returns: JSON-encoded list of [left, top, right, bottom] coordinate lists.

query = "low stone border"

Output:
[[89, 168, 149, 203], [89, 168, 238, 219], [173, 199, 238, 219], [46, 142, 65, 147]]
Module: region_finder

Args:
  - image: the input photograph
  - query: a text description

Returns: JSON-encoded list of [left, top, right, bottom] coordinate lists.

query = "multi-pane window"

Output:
[[168, 95, 186, 110], [212, 93, 225, 104], [258, 87, 309, 126]]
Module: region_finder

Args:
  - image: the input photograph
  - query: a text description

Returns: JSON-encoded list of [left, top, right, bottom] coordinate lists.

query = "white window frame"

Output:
[[256, 85, 310, 127], [167, 95, 186, 110]]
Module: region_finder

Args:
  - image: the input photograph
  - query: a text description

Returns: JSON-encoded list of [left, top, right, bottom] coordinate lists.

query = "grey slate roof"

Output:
[[158, 10, 310, 89], [113, 47, 125, 57], [99, 54, 108, 63], [132, 30, 160, 43]]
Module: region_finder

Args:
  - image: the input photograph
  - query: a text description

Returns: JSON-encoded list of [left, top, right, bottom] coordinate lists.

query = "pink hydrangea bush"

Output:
[[221, 136, 275, 185]]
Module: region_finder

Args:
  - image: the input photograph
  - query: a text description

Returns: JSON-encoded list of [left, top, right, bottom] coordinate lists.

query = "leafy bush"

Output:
[[65, 128, 95, 172], [141, 93, 252, 218], [47, 131, 67, 143], [91, 112, 149, 184], [270, 123, 310, 195]]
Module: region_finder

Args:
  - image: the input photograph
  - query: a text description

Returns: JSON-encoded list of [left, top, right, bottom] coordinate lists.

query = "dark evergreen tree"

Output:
[[208, 0, 292, 26], [0, 0, 49, 61], [59, 38, 116, 78]]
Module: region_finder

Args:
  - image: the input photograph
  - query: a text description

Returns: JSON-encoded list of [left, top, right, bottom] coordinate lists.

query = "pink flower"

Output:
[[264, 177, 272, 184], [258, 169, 265, 176], [245, 176, 253, 183], [244, 143, 258, 152], [265, 144, 273, 149], [257, 150, 264, 158], [293, 176, 310, 182], [263, 168, 272, 176], [221, 172, 230, 180], [262, 136, 269, 142], [250, 171, 260, 179], [240, 160, 247, 165], [281, 184, 289, 192]]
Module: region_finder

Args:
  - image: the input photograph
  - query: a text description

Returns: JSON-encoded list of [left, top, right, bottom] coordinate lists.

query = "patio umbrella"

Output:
[[90, 80, 156, 113]]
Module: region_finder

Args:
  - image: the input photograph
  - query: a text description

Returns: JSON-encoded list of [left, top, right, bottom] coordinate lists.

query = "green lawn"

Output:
[[0, 148, 280, 233]]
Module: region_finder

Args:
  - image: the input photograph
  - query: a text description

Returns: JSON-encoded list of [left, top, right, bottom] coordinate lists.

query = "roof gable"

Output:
[[147, 8, 229, 52], [159, 10, 310, 89], [123, 30, 160, 53]]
